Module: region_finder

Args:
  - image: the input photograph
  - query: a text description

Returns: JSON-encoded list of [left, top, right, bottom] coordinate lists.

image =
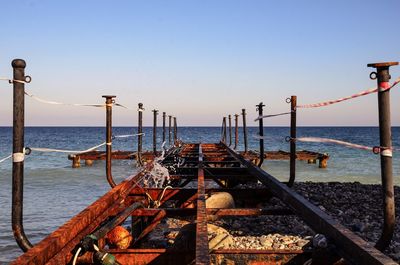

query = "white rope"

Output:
[[0, 77, 27, 84], [113, 133, 145, 138], [295, 137, 373, 151], [72, 247, 82, 265], [30, 141, 107, 154], [254, 112, 292, 121], [0, 154, 12, 163], [25, 91, 106, 107]]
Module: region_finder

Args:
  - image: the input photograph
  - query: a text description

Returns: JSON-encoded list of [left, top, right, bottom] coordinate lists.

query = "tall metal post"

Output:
[[368, 61, 398, 250], [162, 112, 166, 144], [152, 109, 158, 154], [12, 59, 33, 252], [234, 114, 239, 149], [137, 103, 144, 166], [168, 115, 172, 146], [221, 117, 227, 143], [288, 95, 297, 187], [173, 117, 177, 144], [228, 115, 232, 146], [103, 95, 116, 188], [242, 109, 248, 153], [256, 103, 265, 167]]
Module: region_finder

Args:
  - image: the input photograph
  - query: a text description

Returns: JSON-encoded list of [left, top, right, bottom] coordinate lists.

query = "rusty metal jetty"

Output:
[[6, 59, 399, 265]]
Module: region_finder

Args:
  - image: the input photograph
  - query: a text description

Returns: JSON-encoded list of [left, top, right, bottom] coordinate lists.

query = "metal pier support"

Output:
[[137, 103, 144, 166], [228, 115, 232, 146], [368, 61, 398, 250], [288, 95, 297, 187], [234, 114, 239, 149], [173, 117, 177, 144], [103, 95, 117, 188], [162, 112, 166, 144], [152, 109, 158, 154], [168, 115, 172, 146], [242, 109, 248, 153], [256, 103, 265, 167], [12, 59, 33, 252]]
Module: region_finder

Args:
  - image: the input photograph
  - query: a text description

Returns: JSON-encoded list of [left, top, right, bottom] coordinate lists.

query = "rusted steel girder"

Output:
[[195, 144, 211, 264], [221, 142, 396, 265]]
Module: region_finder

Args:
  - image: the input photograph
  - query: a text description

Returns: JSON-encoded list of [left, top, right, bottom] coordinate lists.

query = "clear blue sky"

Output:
[[0, 0, 399, 126]]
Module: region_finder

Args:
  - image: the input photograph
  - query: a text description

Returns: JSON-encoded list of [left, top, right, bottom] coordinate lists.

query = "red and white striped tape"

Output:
[[295, 137, 393, 156], [297, 77, 400, 108]]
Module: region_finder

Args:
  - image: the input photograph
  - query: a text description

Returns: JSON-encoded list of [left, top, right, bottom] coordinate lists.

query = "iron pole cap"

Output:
[[12, 59, 26, 68], [367, 62, 398, 68], [102, 95, 116, 98]]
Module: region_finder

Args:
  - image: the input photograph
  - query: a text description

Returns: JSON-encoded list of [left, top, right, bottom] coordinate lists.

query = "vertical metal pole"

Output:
[[288, 95, 297, 187], [234, 114, 239, 150], [12, 59, 33, 252], [221, 117, 226, 143], [173, 117, 177, 144], [162, 112, 166, 144], [102, 95, 116, 188], [152, 109, 158, 155], [368, 61, 398, 250], [242, 109, 248, 153], [137, 103, 144, 166], [256, 103, 265, 167], [168, 115, 172, 146], [228, 115, 232, 146]]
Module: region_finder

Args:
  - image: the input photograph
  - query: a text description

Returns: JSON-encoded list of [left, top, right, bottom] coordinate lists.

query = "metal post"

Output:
[[242, 109, 248, 153], [256, 103, 265, 167], [222, 117, 227, 143], [152, 110, 158, 154], [102, 95, 117, 188], [173, 117, 177, 144], [168, 115, 172, 146], [228, 115, 232, 146], [12, 59, 33, 252], [288, 95, 297, 187], [162, 112, 166, 144], [234, 114, 239, 149], [137, 103, 144, 166], [368, 61, 398, 250]]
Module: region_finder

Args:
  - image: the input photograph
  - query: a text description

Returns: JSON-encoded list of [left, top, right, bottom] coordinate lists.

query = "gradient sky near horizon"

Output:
[[0, 0, 399, 126]]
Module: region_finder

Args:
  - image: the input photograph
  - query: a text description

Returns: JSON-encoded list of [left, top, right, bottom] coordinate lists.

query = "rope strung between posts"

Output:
[[0, 76, 31, 84], [254, 111, 292, 121], [297, 77, 400, 108], [113, 133, 145, 139], [0, 154, 12, 163], [29, 141, 107, 154], [24, 91, 107, 108], [289, 136, 394, 156]]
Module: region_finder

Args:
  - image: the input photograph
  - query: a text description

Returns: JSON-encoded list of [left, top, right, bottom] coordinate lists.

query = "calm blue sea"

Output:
[[1, 126, 399, 263]]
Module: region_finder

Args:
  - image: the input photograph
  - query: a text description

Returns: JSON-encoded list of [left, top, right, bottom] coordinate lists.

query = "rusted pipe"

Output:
[[103, 95, 117, 188], [368, 62, 398, 250], [288, 95, 297, 187], [152, 109, 158, 154], [256, 103, 265, 167], [168, 115, 172, 146], [242, 109, 248, 153], [137, 103, 144, 166], [228, 115, 232, 146], [234, 114, 239, 149], [173, 117, 177, 144], [12, 59, 33, 251], [162, 112, 166, 144]]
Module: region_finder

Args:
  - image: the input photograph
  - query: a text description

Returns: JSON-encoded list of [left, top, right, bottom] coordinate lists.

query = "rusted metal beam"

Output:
[[196, 144, 210, 264], [130, 208, 293, 217], [221, 142, 396, 265]]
